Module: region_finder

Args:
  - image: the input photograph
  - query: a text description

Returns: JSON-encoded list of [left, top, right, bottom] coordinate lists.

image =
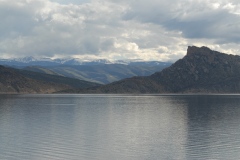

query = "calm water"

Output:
[[0, 94, 240, 160]]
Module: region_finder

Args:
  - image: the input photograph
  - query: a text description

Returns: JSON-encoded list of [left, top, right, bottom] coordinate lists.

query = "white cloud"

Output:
[[1, 0, 240, 62]]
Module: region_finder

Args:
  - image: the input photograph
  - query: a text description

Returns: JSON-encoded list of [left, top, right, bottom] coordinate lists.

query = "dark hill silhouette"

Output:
[[0, 66, 100, 94], [63, 46, 240, 93]]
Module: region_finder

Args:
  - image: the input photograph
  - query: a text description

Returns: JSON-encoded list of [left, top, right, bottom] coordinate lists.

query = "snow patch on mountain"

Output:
[[0, 57, 171, 66]]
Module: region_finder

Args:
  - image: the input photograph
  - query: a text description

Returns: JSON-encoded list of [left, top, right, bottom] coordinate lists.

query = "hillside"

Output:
[[63, 46, 240, 93], [0, 57, 171, 84], [23, 63, 171, 84], [18, 70, 101, 89], [151, 46, 240, 93], [0, 66, 100, 94]]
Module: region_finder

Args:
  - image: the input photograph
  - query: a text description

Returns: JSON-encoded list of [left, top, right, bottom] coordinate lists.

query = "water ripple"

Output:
[[1, 95, 240, 159]]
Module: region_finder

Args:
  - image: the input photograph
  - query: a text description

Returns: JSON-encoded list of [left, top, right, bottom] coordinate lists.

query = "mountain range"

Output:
[[0, 58, 171, 84], [2, 46, 239, 94], [0, 57, 170, 67], [23, 64, 170, 84], [62, 46, 240, 93], [0, 66, 100, 94]]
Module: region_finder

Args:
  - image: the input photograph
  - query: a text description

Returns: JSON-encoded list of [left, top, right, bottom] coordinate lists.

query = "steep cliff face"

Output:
[[151, 46, 240, 93], [69, 46, 240, 93]]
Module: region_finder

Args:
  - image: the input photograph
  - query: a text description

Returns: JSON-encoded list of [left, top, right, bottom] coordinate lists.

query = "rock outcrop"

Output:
[[151, 46, 240, 93], [67, 46, 240, 93]]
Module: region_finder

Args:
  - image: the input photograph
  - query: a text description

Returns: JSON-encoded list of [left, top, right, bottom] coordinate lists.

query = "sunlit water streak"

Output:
[[0, 94, 240, 159]]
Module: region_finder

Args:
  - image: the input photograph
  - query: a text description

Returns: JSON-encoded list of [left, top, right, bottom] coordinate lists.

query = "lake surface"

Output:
[[1, 94, 240, 160]]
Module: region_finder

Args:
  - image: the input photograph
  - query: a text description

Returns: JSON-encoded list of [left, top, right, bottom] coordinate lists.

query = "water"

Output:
[[0, 94, 240, 160]]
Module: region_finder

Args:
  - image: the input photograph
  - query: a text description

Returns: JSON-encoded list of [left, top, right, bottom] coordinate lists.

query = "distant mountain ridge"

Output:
[[63, 46, 240, 93], [0, 57, 171, 67], [23, 64, 171, 84], [0, 58, 171, 84]]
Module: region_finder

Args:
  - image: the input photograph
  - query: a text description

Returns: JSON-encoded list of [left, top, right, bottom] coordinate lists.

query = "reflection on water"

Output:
[[0, 94, 240, 159], [184, 95, 240, 160]]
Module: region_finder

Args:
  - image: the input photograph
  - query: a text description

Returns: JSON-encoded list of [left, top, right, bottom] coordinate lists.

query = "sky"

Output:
[[1, 0, 240, 62]]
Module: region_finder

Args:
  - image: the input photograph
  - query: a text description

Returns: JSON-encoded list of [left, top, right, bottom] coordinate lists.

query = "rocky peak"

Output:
[[70, 46, 240, 93], [185, 46, 231, 65], [187, 46, 213, 56], [150, 46, 240, 92]]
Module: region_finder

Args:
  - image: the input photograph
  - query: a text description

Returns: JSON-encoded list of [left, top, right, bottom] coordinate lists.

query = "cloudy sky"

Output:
[[1, 0, 240, 61]]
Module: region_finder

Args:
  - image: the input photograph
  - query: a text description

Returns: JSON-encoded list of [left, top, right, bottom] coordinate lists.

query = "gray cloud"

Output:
[[0, 0, 126, 58], [50, 0, 90, 5], [0, 1, 39, 38], [122, 0, 240, 43], [1, 0, 240, 61]]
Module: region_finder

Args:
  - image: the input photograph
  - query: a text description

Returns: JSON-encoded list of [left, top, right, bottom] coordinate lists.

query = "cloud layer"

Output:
[[1, 0, 240, 61]]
